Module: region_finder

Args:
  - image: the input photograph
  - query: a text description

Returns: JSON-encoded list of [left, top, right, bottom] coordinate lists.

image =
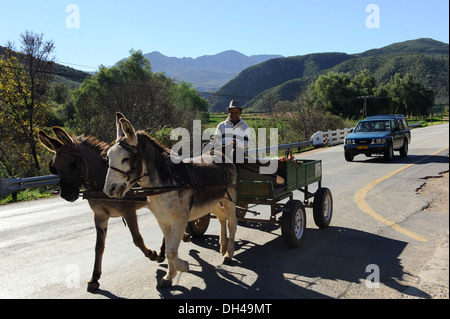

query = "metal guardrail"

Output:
[[0, 175, 59, 196], [245, 140, 313, 155]]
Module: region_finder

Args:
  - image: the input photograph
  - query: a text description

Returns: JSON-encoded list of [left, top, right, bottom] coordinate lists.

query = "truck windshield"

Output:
[[354, 120, 390, 132]]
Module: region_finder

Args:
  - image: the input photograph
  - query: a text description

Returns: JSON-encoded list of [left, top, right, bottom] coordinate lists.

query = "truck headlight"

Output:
[[374, 138, 386, 144], [345, 139, 355, 145]]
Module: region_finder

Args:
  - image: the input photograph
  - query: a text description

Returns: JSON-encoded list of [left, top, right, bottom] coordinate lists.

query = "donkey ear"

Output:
[[120, 118, 137, 146], [38, 130, 62, 152], [52, 127, 75, 148], [116, 112, 127, 140]]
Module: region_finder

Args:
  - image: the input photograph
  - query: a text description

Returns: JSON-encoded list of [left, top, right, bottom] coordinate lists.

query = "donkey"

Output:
[[38, 127, 163, 292], [103, 112, 238, 288]]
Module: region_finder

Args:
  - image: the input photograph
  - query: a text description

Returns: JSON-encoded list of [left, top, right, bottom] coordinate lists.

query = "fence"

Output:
[[310, 128, 354, 146]]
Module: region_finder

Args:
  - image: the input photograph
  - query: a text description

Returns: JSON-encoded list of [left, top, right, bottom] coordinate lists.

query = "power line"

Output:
[[0, 63, 88, 81], [55, 60, 98, 71]]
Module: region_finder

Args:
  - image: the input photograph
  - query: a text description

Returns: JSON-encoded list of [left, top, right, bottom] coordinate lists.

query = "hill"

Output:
[[209, 52, 352, 111], [0, 45, 90, 88], [357, 38, 449, 57], [210, 38, 449, 112], [144, 50, 282, 91]]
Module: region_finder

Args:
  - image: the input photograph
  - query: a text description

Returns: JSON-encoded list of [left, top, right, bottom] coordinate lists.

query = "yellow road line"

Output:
[[354, 147, 449, 242]]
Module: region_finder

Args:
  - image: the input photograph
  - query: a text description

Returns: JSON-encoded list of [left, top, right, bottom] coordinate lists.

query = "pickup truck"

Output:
[[344, 114, 411, 162]]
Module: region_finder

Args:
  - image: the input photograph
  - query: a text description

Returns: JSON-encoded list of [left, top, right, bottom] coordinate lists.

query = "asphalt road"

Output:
[[0, 123, 448, 299]]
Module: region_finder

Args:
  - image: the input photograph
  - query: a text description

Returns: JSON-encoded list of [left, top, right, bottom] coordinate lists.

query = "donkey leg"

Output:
[[157, 231, 190, 263], [88, 214, 108, 292], [182, 232, 191, 243], [124, 212, 158, 261], [171, 227, 190, 273], [158, 221, 189, 288], [214, 205, 229, 257], [157, 223, 175, 288], [224, 208, 238, 264], [157, 238, 166, 263], [166, 223, 190, 272], [224, 195, 237, 263], [157, 231, 189, 263], [214, 198, 237, 264]]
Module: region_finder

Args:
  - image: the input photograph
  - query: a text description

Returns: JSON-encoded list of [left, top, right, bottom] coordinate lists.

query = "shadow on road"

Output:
[[155, 226, 430, 299], [351, 153, 449, 165]]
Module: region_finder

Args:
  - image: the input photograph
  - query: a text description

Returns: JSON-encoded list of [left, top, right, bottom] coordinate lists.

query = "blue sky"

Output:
[[0, 0, 448, 72]]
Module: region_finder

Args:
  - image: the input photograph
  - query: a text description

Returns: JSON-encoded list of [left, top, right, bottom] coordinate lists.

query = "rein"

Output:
[[83, 184, 236, 201], [108, 138, 236, 199]]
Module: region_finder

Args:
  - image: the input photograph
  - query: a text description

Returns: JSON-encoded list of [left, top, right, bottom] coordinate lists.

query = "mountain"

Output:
[[210, 38, 449, 112], [143, 50, 282, 91]]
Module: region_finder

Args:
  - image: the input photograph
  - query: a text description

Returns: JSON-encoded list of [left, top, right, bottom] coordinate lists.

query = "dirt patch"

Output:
[[418, 171, 449, 213], [414, 171, 449, 299]]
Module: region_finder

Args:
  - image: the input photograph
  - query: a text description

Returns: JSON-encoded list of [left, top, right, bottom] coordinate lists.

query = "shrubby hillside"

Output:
[[210, 38, 449, 112]]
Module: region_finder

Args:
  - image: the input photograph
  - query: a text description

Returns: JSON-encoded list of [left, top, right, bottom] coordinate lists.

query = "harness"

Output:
[[50, 149, 102, 190], [108, 140, 144, 185], [107, 138, 236, 202]]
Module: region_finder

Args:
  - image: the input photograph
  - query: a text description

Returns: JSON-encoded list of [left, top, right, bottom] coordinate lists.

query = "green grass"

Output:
[[0, 187, 56, 205]]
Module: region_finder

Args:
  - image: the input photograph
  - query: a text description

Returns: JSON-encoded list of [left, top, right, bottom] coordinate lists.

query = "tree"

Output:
[[350, 69, 377, 96], [305, 70, 434, 119], [258, 91, 290, 142], [0, 53, 30, 176], [285, 88, 329, 139], [313, 72, 358, 118], [169, 81, 209, 127], [372, 84, 391, 115], [0, 31, 55, 175], [70, 50, 208, 143], [49, 82, 71, 104], [351, 69, 377, 117], [385, 73, 434, 116]]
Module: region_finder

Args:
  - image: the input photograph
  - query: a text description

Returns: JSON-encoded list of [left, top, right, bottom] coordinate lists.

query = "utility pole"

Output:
[[357, 95, 373, 118]]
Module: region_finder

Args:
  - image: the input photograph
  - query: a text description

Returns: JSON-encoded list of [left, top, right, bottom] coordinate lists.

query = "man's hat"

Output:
[[227, 100, 242, 111]]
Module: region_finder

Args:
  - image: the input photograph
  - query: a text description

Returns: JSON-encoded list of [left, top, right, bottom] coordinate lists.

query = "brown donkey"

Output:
[[38, 127, 163, 292]]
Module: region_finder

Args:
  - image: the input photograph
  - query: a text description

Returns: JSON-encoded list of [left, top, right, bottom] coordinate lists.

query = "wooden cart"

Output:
[[188, 158, 333, 248]]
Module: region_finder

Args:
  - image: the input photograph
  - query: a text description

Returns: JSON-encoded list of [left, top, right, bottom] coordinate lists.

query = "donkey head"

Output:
[[103, 112, 140, 198], [38, 127, 85, 202]]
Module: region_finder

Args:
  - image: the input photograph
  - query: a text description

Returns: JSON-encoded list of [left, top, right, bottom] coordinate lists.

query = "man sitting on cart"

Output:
[[213, 100, 250, 163]]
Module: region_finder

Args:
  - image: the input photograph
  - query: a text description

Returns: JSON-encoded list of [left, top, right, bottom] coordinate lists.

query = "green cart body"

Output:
[[231, 158, 332, 248], [236, 159, 322, 202]]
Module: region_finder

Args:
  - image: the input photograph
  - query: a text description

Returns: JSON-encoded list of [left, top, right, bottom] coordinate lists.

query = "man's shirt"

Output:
[[214, 117, 250, 149]]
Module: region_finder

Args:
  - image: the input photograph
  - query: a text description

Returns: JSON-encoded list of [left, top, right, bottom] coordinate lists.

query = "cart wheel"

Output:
[[313, 187, 333, 229], [186, 214, 210, 238], [281, 200, 306, 248]]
